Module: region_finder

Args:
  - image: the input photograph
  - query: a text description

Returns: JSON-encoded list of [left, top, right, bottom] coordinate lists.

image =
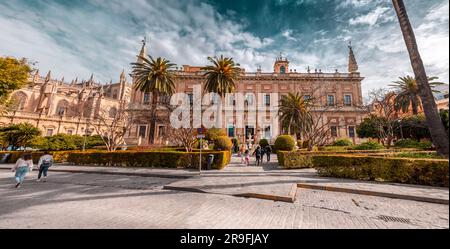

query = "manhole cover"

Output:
[[377, 215, 411, 224]]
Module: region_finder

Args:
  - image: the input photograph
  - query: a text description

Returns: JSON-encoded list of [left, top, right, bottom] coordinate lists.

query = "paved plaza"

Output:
[[0, 157, 448, 229]]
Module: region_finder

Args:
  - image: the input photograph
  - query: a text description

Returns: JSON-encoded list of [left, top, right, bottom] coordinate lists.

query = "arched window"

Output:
[[11, 92, 27, 111], [280, 66, 286, 74], [56, 100, 69, 116]]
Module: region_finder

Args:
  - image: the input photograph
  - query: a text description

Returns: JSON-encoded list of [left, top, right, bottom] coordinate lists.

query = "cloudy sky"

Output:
[[0, 0, 448, 96]]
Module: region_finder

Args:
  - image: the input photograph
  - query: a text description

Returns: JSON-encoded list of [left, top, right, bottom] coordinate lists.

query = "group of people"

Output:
[[11, 151, 54, 188], [239, 144, 272, 166]]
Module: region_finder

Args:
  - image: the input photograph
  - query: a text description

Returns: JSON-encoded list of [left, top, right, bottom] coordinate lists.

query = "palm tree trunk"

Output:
[[411, 95, 419, 115], [149, 92, 158, 145], [393, 0, 449, 157]]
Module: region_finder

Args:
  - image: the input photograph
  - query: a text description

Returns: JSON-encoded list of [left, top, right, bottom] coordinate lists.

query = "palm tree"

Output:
[[131, 56, 176, 144], [389, 75, 444, 115], [201, 55, 241, 129], [278, 93, 313, 138], [202, 55, 241, 97], [392, 0, 449, 157]]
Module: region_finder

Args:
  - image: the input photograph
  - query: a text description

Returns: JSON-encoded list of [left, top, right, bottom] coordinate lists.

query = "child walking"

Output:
[[244, 149, 250, 166], [11, 154, 33, 188]]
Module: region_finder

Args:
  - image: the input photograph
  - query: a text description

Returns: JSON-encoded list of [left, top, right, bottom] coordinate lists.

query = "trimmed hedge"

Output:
[[0, 151, 72, 164], [274, 135, 296, 151], [277, 151, 449, 187], [314, 155, 449, 187], [67, 151, 231, 170]]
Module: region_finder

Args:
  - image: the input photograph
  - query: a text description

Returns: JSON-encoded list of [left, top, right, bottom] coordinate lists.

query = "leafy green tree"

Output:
[[357, 115, 382, 139], [0, 57, 31, 106], [131, 56, 176, 144], [0, 123, 41, 150], [398, 115, 431, 141]]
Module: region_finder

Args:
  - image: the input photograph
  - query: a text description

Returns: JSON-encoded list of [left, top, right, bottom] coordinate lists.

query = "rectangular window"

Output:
[[264, 126, 271, 139], [228, 126, 235, 138], [344, 94, 352, 106], [304, 95, 311, 101], [138, 125, 147, 138], [143, 93, 151, 105], [188, 93, 194, 106], [246, 94, 254, 106], [331, 126, 338, 137], [158, 126, 166, 138], [46, 129, 53, 137], [348, 126, 356, 138], [67, 130, 73, 135], [265, 94, 271, 106], [327, 95, 335, 106]]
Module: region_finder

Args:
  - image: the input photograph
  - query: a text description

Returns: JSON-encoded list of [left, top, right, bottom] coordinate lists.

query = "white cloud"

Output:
[[349, 6, 392, 26]]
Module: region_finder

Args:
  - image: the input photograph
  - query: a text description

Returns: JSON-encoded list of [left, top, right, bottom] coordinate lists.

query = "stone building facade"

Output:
[[0, 69, 131, 137], [127, 42, 368, 146]]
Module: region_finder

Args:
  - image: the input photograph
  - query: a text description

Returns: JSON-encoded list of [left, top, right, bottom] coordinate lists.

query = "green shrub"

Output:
[[213, 136, 233, 151], [314, 155, 449, 187], [274, 135, 296, 151], [394, 139, 432, 150], [332, 139, 353, 147], [352, 141, 385, 150], [67, 151, 230, 170], [259, 139, 269, 147], [205, 128, 226, 142]]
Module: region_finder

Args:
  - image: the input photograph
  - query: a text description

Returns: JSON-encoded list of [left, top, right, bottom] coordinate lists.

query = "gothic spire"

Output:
[[44, 70, 51, 84], [137, 37, 147, 63], [348, 41, 359, 73], [120, 69, 126, 83], [33, 69, 40, 83]]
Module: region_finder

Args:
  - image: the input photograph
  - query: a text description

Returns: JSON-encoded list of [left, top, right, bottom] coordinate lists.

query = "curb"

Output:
[[0, 167, 192, 180], [297, 183, 449, 205], [163, 183, 297, 203]]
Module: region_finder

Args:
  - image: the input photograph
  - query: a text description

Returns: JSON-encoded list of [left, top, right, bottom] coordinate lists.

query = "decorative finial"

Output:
[[142, 36, 146, 46]]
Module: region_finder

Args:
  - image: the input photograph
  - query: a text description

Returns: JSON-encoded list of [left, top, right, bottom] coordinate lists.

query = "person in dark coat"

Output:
[[265, 145, 272, 162], [253, 146, 262, 166]]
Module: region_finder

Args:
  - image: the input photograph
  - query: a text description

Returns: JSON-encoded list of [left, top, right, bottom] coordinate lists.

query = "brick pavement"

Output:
[[0, 170, 448, 229]]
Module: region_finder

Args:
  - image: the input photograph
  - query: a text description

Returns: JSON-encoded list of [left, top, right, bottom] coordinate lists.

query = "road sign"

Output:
[[197, 128, 204, 135], [197, 134, 206, 139]]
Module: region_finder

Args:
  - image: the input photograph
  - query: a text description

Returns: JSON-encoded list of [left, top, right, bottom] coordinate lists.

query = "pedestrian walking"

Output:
[[240, 144, 246, 164], [265, 145, 272, 162], [253, 146, 262, 166], [37, 151, 54, 182], [11, 154, 33, 188], [244, 149, 250, 166]]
